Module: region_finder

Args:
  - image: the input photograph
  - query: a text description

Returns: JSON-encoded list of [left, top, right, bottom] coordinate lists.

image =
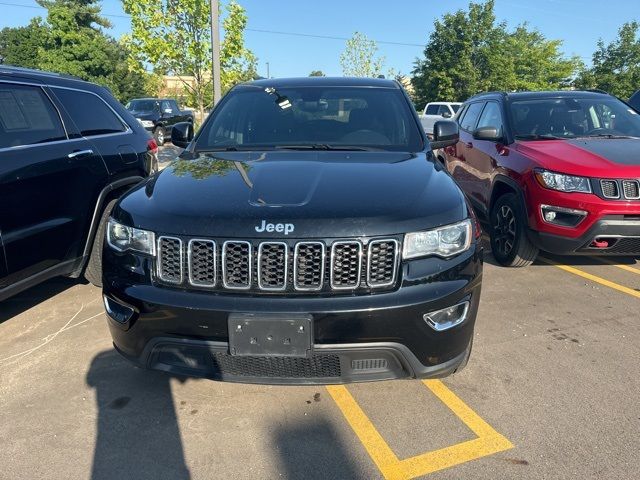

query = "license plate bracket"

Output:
[[228, 313, 313, 357]]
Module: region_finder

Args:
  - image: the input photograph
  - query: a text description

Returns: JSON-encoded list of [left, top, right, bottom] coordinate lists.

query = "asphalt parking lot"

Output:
[[2, 148, 639, 480]]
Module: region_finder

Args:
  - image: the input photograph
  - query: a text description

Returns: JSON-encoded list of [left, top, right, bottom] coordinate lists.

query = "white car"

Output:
[[419, 102, 462, 135]]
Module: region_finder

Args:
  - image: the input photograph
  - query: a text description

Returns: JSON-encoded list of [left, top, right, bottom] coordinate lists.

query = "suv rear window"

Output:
[[53, 88, 126, 137], [196, 86, 424, 152], [0, 83, 66, 149]]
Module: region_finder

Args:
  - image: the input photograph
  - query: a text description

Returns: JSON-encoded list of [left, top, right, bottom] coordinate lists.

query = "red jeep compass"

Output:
[[441, 90, 640, 267]]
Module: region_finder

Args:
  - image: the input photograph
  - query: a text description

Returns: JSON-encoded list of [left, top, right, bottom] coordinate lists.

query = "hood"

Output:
[[515, 138, 640, 177], [115, 151, 467, 238]]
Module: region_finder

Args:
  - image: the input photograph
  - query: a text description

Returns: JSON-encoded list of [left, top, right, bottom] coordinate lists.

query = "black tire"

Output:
[[489, 193, 539, 267], [453, 338, 473, 374], [154, 126, 165, 146], [84, 199, 117, 287]]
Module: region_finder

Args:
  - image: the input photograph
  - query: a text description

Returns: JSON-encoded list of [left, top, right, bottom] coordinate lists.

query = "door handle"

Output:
[[68, 149, 94, 159]]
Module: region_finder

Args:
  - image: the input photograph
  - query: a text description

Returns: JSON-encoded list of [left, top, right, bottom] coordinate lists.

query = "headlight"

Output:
[[403, 219, 472, 259], [534, 169, 591, 193], [138, 119, 154, 128], [106, 218, 156, 255]]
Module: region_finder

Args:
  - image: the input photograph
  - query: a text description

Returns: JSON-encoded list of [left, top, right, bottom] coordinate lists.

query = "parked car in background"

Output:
[[0, 66, 157, 301], [126, 98, 194, 146], [630, 89, 640, 111], [420, 102, 462, 136], [101, 77, 482, 384], [440, 90, 640, 267]]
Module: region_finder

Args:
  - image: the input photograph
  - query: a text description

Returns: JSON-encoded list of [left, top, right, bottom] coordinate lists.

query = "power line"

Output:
[[0, 1, 424, 47]]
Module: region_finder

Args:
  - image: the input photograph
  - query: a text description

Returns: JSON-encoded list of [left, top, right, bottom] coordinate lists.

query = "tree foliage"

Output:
[[0, 19, 47, 69], [575, 21, 640, 99], [0, 0, 158, 103], [340, 32, 387, 78], [309, 70, 326, 77], [411, 0, 580, 105], [123, 0, 257, 117]]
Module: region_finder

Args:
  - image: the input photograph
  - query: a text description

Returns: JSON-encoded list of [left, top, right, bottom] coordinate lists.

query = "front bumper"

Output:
[[524, 176, 640, 255], [102, 245, 482, 384], [528, 216, 640, 255]]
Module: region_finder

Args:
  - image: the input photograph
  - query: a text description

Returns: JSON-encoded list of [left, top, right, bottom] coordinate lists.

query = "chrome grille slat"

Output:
[[157, 236, 183, 284], [258, 242, 288, 291], [222, 241, 252, 289], [188, 239, 216, 287], [294, 242, 325, 291], [367, 239, 399, 287], [330, 241, 363, 289], [622, 180, 640, 199]]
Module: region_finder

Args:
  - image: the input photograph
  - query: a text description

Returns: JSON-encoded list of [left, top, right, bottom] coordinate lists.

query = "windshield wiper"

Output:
[[275, 144, 379, 151], [576, 134, 638, 139], [514, 134, 565, 141]]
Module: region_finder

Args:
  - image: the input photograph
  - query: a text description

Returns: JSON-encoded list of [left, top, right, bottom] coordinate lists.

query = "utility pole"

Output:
[[266, 62, 270, 78], [210, 0, 221, 105]]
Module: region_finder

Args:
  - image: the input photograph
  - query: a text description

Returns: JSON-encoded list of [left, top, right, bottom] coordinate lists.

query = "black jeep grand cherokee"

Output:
[[102, 77, 482, 384]]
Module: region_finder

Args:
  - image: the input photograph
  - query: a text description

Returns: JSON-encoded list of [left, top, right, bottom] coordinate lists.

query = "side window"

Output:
[[476, 102, 504, 134], [0, 83, 66, 149], [53, 88, 126, 137], [456, 105, 468, 125], [425, 104, 440, 115], [459, 102, 485, 132]]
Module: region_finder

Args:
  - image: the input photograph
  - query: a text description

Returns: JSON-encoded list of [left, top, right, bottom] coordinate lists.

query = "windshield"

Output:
[[126, 100, 158, 112], [195, 86, 424, 152], [510, 96, 640, 139]]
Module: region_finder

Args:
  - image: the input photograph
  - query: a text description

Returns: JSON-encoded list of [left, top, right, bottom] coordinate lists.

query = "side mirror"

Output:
[[171, 122, 194, 148], [472, 126, 502, 141], [430, 120, 459, 150], [442, 111, 452, 118]]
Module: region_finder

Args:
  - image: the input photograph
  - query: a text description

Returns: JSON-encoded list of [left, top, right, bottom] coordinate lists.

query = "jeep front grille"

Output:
[[155, 237, 400, 294]]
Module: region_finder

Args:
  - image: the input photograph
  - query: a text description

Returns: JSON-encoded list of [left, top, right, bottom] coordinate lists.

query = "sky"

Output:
[[1, 0, 637, 78]]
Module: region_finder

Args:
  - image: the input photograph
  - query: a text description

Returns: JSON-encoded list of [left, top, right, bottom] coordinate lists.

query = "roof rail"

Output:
[[466, 91, 508, 101], [0, 64, 83, 82], [585, 88, 610, 95]]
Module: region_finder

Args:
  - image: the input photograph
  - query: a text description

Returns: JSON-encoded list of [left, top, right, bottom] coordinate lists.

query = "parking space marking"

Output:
[[326, 380, 513, 480], [540, 258, 640, 299], [592, 257, 640, 276]]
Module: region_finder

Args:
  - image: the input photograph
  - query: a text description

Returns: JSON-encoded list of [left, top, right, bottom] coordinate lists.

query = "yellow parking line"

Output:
[[592, 257, 640, 276], [326, 380, 513, 480], [539, 257, 640, 299]]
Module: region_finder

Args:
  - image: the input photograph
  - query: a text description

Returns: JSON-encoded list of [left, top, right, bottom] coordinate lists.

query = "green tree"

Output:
[[309, 70, 326, 77], [0, 19, 47, 68], [411, 0, 580, 106], [340, 32, 387, 77], [123, 0, 257, 119], [575, 22, 640, 99]]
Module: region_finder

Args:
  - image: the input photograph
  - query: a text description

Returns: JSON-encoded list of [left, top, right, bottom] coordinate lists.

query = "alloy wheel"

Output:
[[493, 205, 516, 256]]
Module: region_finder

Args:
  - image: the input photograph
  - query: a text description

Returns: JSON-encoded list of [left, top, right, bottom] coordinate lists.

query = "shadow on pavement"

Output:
[[273, 416, 363, 480], [0, 277, 78, 324], [87, 350, 192, 480]]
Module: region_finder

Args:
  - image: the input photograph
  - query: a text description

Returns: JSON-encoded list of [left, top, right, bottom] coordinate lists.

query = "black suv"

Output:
[[0, 66, 157, 301], [102, 77, 482, 384], [126, 98, 194, 146]]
